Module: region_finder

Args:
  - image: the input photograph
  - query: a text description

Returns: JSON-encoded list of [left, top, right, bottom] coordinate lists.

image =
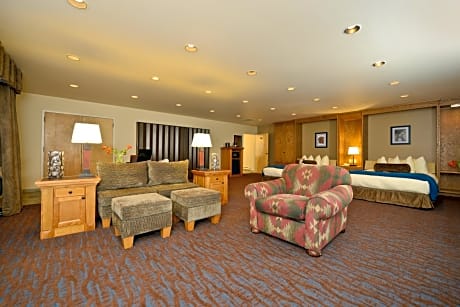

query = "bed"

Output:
[[262, 157, 337, 180], [349, 159, 439, 209]]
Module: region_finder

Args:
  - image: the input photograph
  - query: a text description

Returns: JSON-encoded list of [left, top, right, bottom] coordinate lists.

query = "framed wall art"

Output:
[[315, 132, 328, 148], [391, 125, 411, 145]]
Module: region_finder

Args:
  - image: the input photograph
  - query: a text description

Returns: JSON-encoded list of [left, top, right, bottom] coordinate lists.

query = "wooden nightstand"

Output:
[[35, 176, 101, 239], [341, 165, 363, 171], [191, 169, 231, 205]]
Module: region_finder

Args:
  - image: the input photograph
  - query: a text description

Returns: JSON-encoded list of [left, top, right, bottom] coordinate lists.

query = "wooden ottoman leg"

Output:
[[210, 214, 221, 224], [113, 226, 121, 236], [185, 221, 195, 232], [122, 236, 134, 249], [101, 218, 111, 228], [161, 226, 172, 238]]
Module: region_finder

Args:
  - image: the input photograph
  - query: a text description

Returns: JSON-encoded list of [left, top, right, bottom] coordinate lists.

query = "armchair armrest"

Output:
[[244, 178, 287, 202], [306, 185, 353, 220]]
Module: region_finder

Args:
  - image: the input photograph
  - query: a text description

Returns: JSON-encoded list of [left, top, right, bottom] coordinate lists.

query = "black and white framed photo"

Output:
[[315, 132, 328, 148], [390, 125, 411, 145], [47, 150, 64, 178]]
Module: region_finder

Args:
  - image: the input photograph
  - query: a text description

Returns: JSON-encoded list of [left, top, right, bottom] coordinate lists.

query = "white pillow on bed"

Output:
[[414, 156, 429, 174], [307, 155, 314, 161], [321, 155, 330, 166], [376, 156, 387, 163], [315, 155, 322, 165], [403, 156, 416, 173], [388, 156, 400, 163]]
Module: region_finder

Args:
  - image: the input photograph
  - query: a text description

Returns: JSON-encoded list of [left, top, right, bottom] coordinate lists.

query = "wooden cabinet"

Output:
[[35, 176, 101, 239], [273, 120, 299, 164], [192, 169, 231, 205], [438, 105, 460, 196], [337, 112, 364, 167], [221, 147, 244, 176]]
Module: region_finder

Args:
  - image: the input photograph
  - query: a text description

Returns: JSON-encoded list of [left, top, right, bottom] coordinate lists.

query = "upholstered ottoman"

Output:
[[111, 193, 172, 249], [170, 187, 221, 231]]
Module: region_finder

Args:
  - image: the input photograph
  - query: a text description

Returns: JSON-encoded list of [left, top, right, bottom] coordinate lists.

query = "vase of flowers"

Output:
[[102, 144, 132, 163]]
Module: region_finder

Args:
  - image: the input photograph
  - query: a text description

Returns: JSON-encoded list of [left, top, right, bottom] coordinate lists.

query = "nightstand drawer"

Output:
[[55, 186, 85, 198], [210, 175, 224, 183]]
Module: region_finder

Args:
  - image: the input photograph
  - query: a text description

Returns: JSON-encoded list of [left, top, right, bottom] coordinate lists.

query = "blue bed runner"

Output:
[[350, 170, 439, 201]]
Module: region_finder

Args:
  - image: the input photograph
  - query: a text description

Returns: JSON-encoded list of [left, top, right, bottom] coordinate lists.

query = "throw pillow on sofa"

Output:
[[96, 161, 148, 190], [148, 159, 189, 185]]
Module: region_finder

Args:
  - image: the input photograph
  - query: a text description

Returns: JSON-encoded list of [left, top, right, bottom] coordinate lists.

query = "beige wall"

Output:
[[17, 93, 257, 189], [367, 108, 436, 162], [301, 120, 337, 159]]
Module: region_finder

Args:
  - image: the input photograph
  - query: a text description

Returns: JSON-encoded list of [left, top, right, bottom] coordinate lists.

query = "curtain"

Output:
[[0, 42, 23, 216]]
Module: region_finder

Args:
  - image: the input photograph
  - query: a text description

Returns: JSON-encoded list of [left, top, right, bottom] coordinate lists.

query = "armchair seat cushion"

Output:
[[255, 194, 308, 221]]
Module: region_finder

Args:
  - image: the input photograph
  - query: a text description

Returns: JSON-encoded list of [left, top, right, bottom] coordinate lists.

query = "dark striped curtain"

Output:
[[136, 122, 210, 170]]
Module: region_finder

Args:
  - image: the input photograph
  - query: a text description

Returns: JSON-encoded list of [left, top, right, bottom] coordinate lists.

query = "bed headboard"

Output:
[[364, 160, 436, 174]]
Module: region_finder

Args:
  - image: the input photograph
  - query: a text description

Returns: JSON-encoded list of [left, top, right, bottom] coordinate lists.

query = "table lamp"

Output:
[[347, 146, 359, 166], [191, 133, 212, 170], [71, 123, 102, 177]]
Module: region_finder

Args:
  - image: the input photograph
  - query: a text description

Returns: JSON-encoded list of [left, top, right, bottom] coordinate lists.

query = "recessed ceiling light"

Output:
[[389, 80, 400, 86], [400, 94, 409, 98], [67, 0, 87, 9], [270, 107, 276, 111], [176, 103, 182, 107], [184, 43, 198, 53], [66, 54, 80, 61], [372, 61, 386, 67], [151, 76, 160, 81], [287, 87, 296, 91], [205, 90, 212, 94], [242, 100, 249, 104], [69, 84, 79, 88], [131, 95, 139, 99], [313, 97, 321, 102], [332, 106, 338, 109], [246, 70, 257, 76], [291, 113, 297, 116], [209, 109, 215, 113], [344, 24, 361, 35], [236, 114, 241, 118], [258, 119, 262, 122]]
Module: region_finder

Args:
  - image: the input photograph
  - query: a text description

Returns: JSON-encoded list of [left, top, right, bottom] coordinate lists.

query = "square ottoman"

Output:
[[170, 187, 221, 231], [112, 193, 172, 249]]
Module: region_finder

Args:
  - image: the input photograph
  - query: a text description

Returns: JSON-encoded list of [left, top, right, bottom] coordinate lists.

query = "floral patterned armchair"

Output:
[[244, 164, 353, 257]]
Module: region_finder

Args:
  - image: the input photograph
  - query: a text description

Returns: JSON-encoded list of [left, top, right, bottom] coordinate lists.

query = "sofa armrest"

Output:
[[306, 185, 353, 220], [244, 178, 287, 202]]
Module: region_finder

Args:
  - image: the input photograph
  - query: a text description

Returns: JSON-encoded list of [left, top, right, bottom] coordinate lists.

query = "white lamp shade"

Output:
[[191, 133, 212, 148], [71, 123, 102, 144], [347, 146, 360, 155]]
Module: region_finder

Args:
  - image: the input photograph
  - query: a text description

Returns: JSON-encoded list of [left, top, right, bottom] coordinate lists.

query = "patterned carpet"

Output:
[[0, 174, 459, 306]]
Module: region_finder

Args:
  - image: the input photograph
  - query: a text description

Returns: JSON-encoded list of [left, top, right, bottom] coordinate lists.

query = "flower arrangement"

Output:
[[102, 144, 132, 163], [447, 160, 460, 169]]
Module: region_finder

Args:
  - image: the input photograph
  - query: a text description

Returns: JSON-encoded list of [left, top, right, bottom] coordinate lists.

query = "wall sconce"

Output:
[[191, 133, 212, 170], [347, 146, 359, 166], [71, 123, 102, 177]]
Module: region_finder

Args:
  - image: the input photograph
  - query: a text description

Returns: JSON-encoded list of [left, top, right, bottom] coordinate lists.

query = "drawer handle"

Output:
[[68, 191, 73, 194]]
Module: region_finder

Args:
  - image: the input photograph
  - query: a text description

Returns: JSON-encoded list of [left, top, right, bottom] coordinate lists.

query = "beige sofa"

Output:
[[96, 159, 198, 228]]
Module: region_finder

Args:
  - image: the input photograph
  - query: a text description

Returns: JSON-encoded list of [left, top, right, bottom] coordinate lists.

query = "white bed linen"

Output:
[[350, 172, 437, 195]]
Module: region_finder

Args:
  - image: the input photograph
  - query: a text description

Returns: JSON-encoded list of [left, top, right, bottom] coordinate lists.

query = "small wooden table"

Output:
[[35, 176, 100, 239], [191, 169, 231, 205]]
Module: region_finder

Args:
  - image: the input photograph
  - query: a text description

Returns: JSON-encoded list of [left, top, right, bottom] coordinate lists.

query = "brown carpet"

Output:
[[0, 173, 459, 305]]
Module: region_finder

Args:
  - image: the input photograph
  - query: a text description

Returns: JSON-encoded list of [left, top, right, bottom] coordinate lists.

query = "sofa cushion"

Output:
[[96, 162, 148, 191], [255, 194, 309, 220], [148, 160, 189, 185], [153, 182, 199, 197]]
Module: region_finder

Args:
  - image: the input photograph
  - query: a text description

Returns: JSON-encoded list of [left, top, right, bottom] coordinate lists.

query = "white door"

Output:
[[255, 133, 269, 172]]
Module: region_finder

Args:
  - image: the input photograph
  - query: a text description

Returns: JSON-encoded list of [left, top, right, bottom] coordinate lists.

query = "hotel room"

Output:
[[0, 0, 459, 305]]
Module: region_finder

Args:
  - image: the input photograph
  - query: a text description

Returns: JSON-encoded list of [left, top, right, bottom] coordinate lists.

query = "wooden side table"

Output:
[[191, 169, 231, 205], [35, 176, 101, 239]]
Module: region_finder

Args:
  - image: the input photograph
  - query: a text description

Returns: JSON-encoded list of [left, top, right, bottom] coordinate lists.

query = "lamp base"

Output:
[[79, 169, 95, 178]]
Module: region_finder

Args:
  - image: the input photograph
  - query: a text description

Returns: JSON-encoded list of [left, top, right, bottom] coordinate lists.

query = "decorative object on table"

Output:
[[101, 144, 133, 163], [315, 132, 328, 148], [47, 150, 64, 179], [390, 125, 411, 145], [191, 133, 212, 170], [447, 160, 459, 169], [71, 123, 102, 177], [347, 146, 359, 166], [211, 153, 219, 170]]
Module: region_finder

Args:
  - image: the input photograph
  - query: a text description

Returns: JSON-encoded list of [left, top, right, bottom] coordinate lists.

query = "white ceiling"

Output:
[[2, 0, 460, 126]]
